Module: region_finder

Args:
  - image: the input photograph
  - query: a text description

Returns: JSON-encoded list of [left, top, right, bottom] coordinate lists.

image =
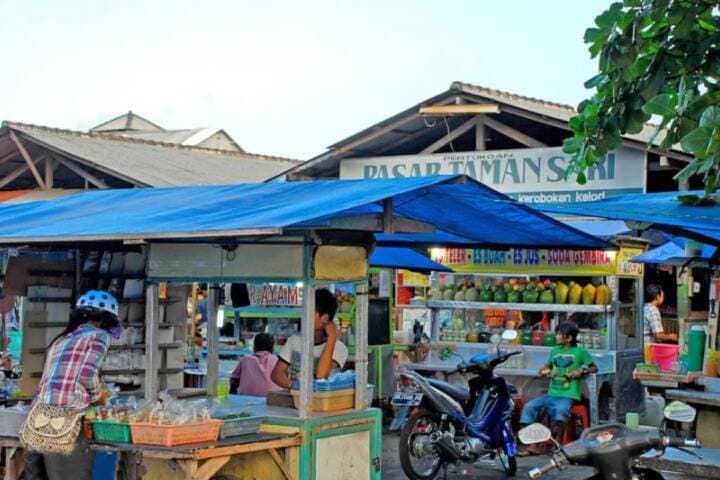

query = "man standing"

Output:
[[643, 284, 677, 344]]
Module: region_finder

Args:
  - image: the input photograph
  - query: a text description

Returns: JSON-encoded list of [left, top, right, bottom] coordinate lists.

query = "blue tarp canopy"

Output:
[[564, 220, 631, 239], [539, 190, 720, 246], [631, 238, 716, 264], [0, 176, 607, 248], [369, 246, 451, 272]]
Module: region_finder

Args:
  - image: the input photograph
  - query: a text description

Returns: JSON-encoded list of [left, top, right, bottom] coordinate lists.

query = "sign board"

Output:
[[148, 243, 304, 281], [247, 283, 303, 306], [616, 247, 645, 277], [429, 247, 619, 275], [340, 146, 645, 203]]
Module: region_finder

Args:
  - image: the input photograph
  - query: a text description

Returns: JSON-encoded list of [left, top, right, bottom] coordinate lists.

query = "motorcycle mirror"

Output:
[[518, 423, 552, 445], [664, 401, 696, 423], [501, 329, 518, 342]]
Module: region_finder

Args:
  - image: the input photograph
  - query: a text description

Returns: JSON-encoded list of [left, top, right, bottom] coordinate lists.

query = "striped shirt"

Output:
[[37, 324, 110, 410]]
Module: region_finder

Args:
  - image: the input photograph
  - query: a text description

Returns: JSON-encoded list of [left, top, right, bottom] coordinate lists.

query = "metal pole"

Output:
[[206, 286, 220, 397], [144, 283, 160, 401], [299, 240, 315, 419], [355, 282, 369, 409]]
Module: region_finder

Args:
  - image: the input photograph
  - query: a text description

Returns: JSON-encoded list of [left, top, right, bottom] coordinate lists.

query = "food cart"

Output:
[[403, 243, 647, 424]]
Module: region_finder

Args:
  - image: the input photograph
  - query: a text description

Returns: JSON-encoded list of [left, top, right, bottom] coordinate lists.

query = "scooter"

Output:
[[392, 330, 521, 479], [518, 401, 701, 480]]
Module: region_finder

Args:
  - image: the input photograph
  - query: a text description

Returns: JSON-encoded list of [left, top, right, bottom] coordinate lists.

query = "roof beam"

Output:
[[475, 116, 486, 150], [0, 151, 19, 166], [44, 157, 54, 189], [9, 130, 46, 189], [483, 116, 547, 148], [375, 127, 438, 155], [420, 116, 479, 154], [419, 104, 500, 116], [0, 154, 46, 189], [52, 154, 110, 189], [332, 113, 421, 156]]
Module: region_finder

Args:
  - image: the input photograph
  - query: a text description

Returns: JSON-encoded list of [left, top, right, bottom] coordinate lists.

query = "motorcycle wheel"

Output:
[[399, 409, 445, 480], [499, 448, 517, 476]]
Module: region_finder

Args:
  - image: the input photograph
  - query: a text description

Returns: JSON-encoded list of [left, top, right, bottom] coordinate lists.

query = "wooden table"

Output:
[[665, 389, 720, 448], [0, 437, 22, 480], [93, 433, 301, 480]]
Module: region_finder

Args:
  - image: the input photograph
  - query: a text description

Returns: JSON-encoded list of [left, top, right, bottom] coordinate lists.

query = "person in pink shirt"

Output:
[[230, 333, 283, 396]]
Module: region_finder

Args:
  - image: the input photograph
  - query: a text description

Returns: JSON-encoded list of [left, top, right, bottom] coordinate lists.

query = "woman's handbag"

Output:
[[19, 403, 83, 455]]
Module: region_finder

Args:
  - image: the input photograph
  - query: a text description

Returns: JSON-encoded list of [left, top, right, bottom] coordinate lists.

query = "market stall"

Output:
[[0, 175, 606, 479], [400, 242, 647, 424]]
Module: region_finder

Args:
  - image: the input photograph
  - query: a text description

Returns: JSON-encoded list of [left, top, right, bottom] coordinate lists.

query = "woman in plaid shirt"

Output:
[[23, 290, 120, 480]]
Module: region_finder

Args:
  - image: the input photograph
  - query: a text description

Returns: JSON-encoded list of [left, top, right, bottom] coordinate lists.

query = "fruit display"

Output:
[[431, 277, 612, 306]]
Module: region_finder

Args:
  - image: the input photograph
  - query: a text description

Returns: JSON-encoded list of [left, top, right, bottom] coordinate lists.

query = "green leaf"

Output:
[[699, 106, 720, 129], [576, 171, 587, 185], [676, 194, 701, 205], [642, 93, 678, 117], [562, 137, 583, 155], [680, 126, 713, 156], [698, 18, 718, 33], [595, 2, 625, 29], [584, 73, 607, 89], [584, 27, 606, 44]]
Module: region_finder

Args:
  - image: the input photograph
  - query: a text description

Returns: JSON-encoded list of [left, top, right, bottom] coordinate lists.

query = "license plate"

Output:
[[391, 392, 423, 406]]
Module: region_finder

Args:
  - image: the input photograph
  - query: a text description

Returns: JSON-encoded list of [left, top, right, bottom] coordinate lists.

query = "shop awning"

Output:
[[631, 238, 717, 264], [369, 246, 451, 272], [538, 190, 720, 246], [0, 176, 607, 248]]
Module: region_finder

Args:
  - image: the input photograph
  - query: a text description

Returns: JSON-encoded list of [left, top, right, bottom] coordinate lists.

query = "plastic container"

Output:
[[130, 420, 221, 446], [649, 343, 680, 372], [521, 330, 532, 346], [92, 420, 132, 444], [687, 327, 706, 372], [7, 331, 22, 361], [543, 331, 557, 347], [218, 416, 263, 439], [216, 378, 230, 398], [0, 408, 27, 436], [531, 331, 544, 346]]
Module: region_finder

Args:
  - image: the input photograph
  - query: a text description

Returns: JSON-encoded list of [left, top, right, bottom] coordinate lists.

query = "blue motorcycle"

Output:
[[392, 331, 520, 478]]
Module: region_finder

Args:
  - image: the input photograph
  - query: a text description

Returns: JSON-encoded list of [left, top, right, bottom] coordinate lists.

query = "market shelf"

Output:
[[229, 306, 302, 318], [426, 300, 613, 313]]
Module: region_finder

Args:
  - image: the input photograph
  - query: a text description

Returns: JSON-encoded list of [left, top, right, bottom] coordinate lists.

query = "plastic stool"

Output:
[[563, 403, 590, 444]]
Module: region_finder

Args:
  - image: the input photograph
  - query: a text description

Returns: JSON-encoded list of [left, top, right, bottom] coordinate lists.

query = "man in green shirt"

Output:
[[519, 322, 597, 453]]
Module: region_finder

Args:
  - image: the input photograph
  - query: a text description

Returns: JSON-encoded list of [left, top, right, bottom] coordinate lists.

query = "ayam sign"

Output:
[[248, 283, 302, 306], [339, 146, 646, 204]]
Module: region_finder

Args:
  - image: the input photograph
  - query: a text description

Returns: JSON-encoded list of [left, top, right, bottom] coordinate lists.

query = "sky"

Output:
[[0, 1, 606, 160]]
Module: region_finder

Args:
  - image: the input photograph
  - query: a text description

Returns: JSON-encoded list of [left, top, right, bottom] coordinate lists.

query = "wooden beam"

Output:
[[44, 156, 54, 189], [9, 130, 45, 189], [420, 116, 478, 154], [375, 126, 437, 154], [483, 116, 547, 148], [52, 155, 110, 188], [0, 150, 19, 166], [193, 456, 230, 480], [0, 163, 30, 189], [268, 448, 297, 480], [419, 104, 500, 116], [475, 115, 486, 150]]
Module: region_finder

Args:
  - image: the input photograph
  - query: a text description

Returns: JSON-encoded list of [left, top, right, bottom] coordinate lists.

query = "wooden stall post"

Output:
[[355, 282, 369, 409], [299, 282, 315, 419], [144, 283, 160, 401], [206, 286, 220, 397]]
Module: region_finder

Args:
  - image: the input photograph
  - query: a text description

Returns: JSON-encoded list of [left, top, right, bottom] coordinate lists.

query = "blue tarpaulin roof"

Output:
[[369, 246, 451, 272], [539, 190, 720, 245], [564, 220, 631, 239], [631, 238, 716, 264], [0, 176, 607, 248]]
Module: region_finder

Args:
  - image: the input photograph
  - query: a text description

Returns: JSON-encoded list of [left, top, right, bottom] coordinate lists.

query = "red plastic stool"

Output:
[[562, 403, 590, 444]]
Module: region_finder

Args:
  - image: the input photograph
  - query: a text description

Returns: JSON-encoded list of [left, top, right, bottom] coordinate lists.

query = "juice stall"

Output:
[[401, 243, 647, 424]]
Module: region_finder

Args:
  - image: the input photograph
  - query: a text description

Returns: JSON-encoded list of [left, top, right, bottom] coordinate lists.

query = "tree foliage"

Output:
[[565, 0, 720, 203]]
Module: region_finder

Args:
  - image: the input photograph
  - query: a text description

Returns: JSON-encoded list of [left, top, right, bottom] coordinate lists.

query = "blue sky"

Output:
[[0, 1, 606, 160]]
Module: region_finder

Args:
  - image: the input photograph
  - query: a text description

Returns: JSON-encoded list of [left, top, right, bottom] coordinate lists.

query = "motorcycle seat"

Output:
[[427, 378, 470, 401]]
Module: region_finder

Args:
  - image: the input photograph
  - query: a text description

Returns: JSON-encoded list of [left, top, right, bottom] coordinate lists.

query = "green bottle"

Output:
[[543, 331, 556, 347]]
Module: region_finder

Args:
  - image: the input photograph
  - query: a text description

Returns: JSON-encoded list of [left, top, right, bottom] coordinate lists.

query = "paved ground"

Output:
[[381, 432, 595, 480]]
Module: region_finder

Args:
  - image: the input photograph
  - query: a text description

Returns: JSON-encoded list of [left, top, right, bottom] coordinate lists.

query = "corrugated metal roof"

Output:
[[278, 81, 685, 179], [90, 111, 164, 132], [2, 122, 299, 187]]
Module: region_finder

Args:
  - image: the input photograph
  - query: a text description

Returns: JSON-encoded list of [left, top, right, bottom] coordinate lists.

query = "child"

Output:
[[271, 288, 348, 389], [229, 333, 282, 396], [519, 322, 597, 454]]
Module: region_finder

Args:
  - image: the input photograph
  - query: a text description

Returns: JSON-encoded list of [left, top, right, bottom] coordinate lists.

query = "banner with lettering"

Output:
[[429, 247, 627, 276]]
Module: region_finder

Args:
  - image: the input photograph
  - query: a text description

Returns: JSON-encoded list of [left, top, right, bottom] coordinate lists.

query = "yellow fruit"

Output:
[[554, 281, 569, 304], [595, 285, 611, 305], [569, 284, 583, 304], [582, 283, 597, 305]]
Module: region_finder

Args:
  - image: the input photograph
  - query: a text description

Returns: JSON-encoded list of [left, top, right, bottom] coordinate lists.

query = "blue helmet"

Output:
[[76, 290, 119, 317]]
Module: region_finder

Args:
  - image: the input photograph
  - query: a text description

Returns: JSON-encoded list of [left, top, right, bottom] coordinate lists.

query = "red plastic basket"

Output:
[[129, 419, 221, 446]]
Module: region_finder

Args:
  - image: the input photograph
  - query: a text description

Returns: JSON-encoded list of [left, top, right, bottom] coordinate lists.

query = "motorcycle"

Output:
[[518, 400, 701, 480], [391, 330, 521, 479]]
